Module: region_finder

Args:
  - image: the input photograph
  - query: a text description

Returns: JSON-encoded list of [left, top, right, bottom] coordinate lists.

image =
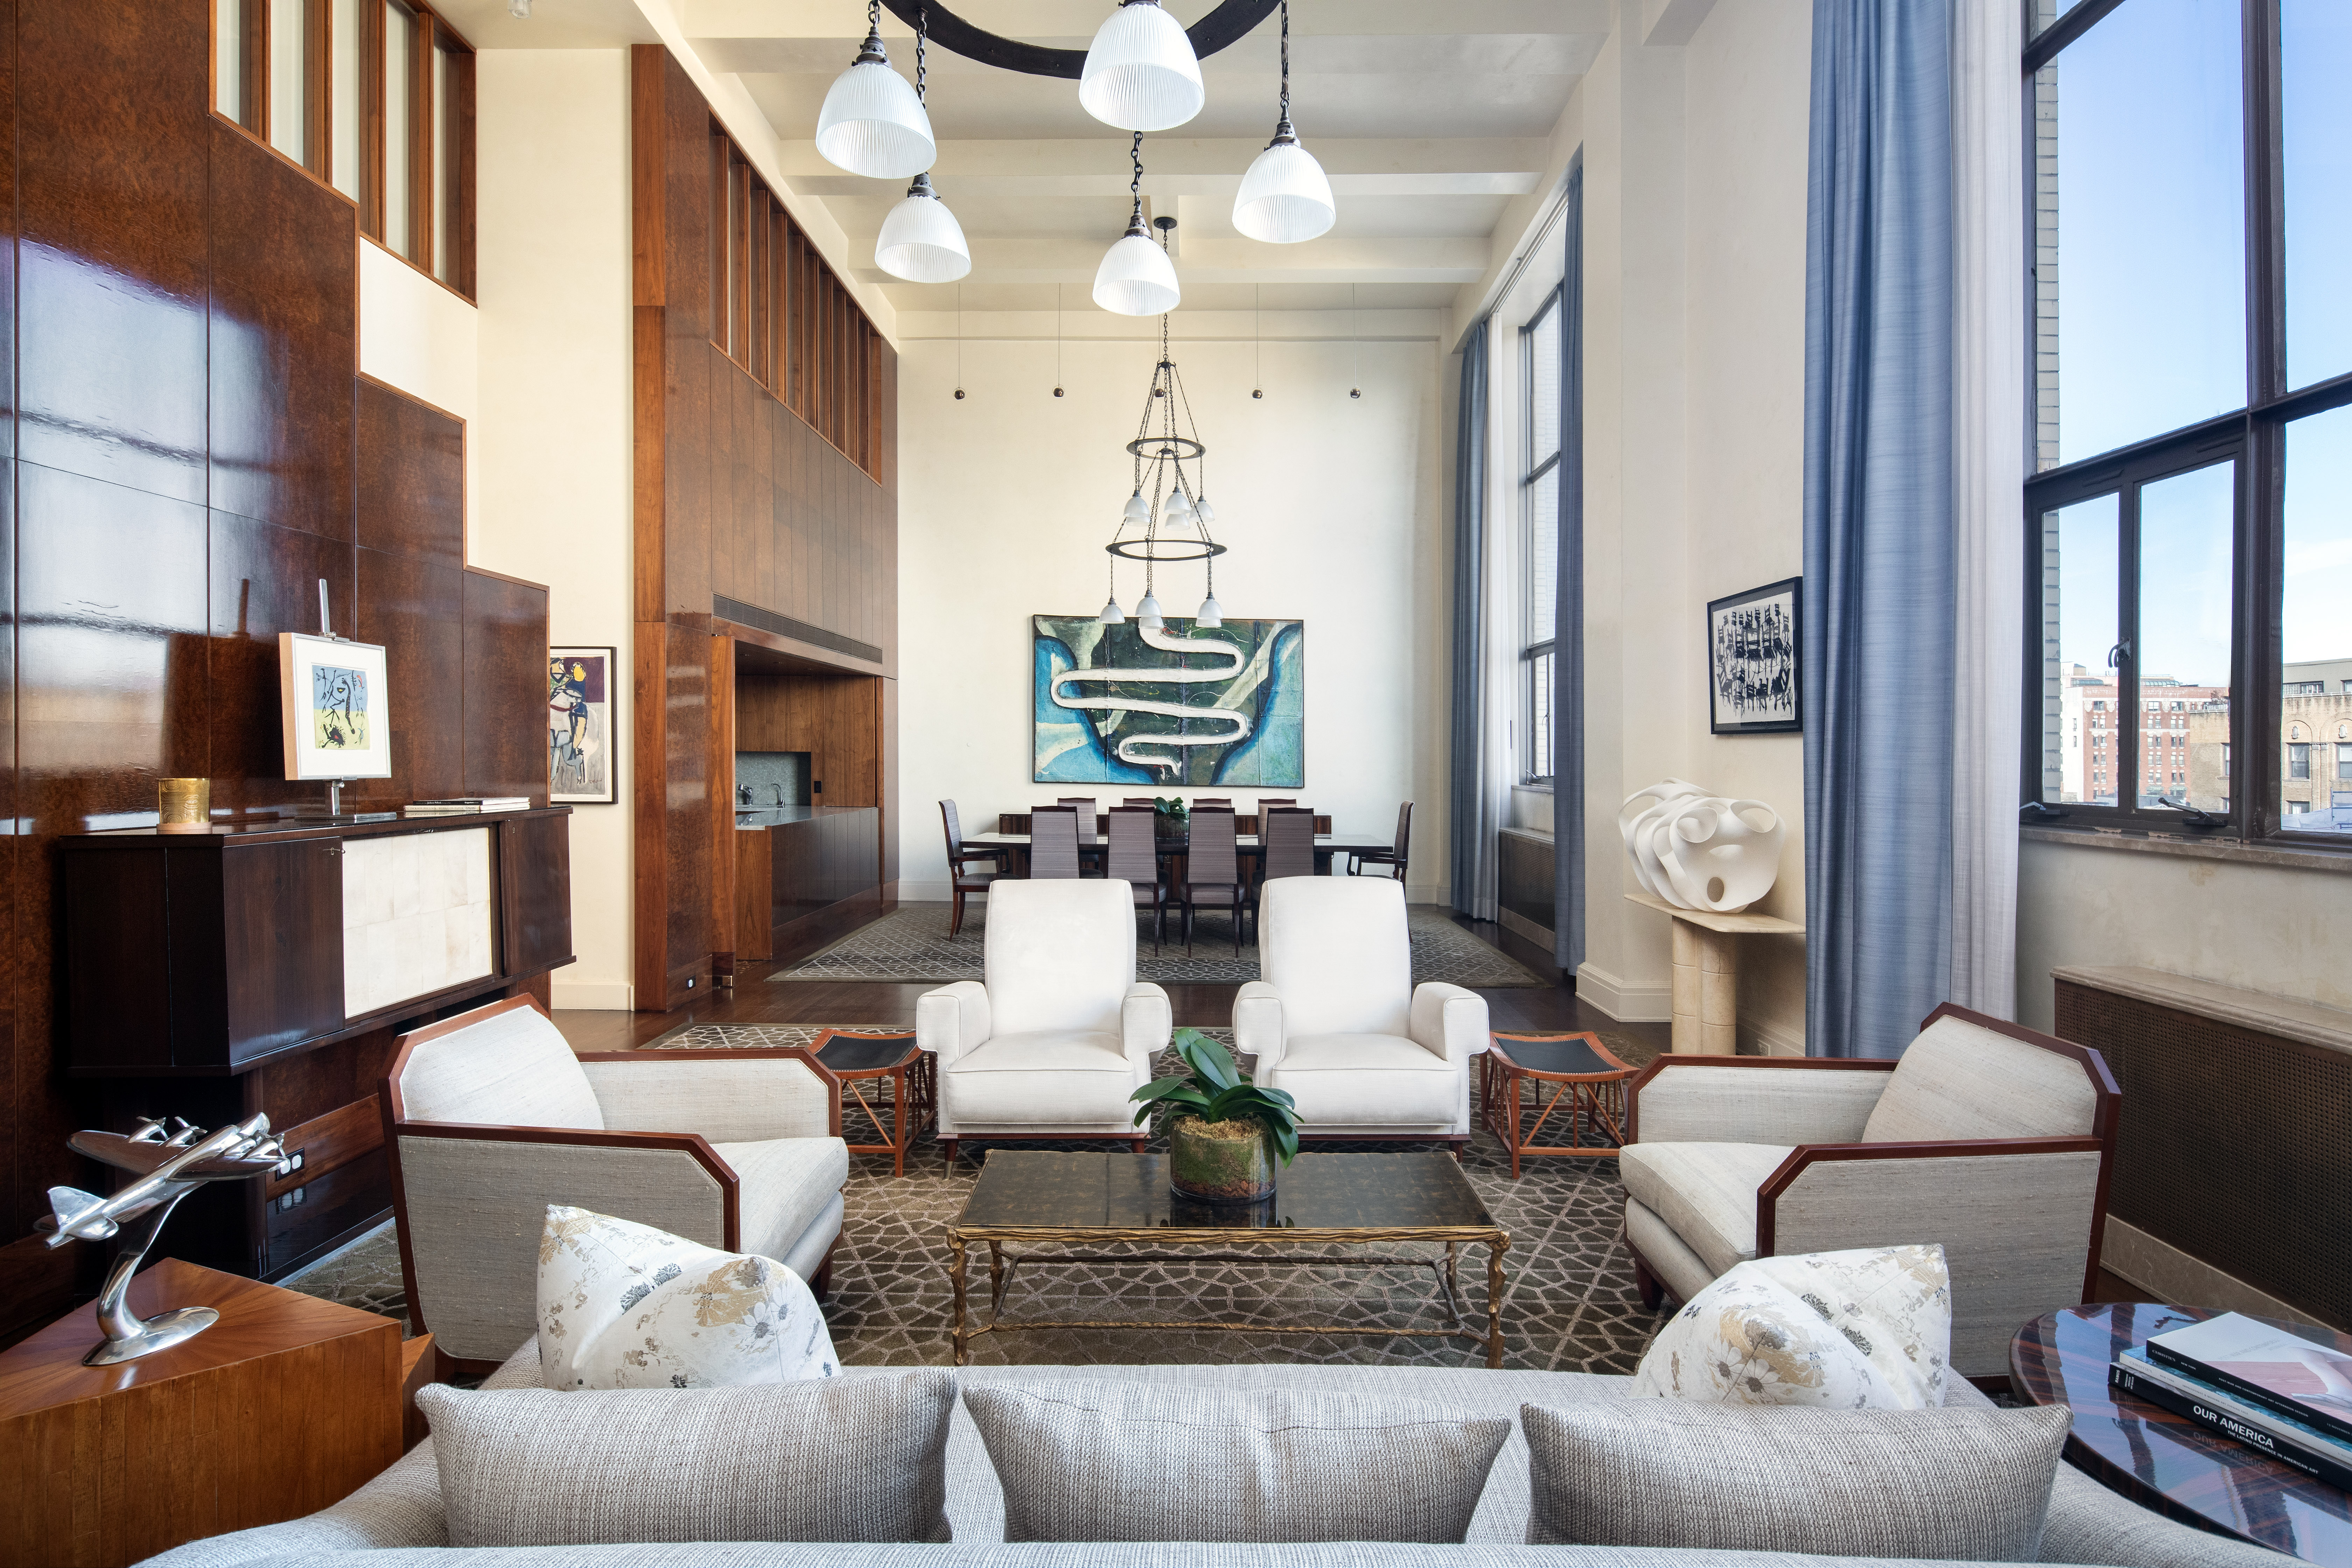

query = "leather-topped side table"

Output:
[[1480, 1031, 1633, 1178], [814, 1029, 933, 1177], [0, 1258, 407, 1568], [2011, 1302, 2352, 1566]]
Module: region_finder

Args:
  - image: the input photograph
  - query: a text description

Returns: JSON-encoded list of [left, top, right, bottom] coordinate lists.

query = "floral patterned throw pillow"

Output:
[[536, 1205, 838, 1391], [1630, 1244, 1951, 1410]]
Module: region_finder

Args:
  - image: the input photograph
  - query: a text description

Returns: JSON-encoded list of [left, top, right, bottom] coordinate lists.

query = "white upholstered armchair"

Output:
[[1620, 1003, 2119, 1377], [1233, 878, 1487, 1151], [382, 996, 848, 1371], [917, 878, 1172, 1164]]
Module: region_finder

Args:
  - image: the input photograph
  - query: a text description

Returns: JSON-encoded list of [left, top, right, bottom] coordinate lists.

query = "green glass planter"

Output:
[[1169, 1115, 1275, 1205]]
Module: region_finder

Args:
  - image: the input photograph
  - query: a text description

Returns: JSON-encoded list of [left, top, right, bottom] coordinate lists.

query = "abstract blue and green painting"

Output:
[[1033, 614, 1304, 786]]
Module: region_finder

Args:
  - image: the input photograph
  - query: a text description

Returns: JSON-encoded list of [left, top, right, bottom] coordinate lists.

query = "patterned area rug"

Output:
[[769, 903, 1550, 988], [284, 1023, 1669, 1374]]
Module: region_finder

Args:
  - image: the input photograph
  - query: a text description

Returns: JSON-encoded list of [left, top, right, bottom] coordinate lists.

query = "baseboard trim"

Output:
[[2101, 1216, 2342, 1331], [1575, 962, 1670, 1023], [551, 979, 634, 1011], [896, 883, 955, 902], [1739, 1016, 1807, 1058], [1498, 908, 1553, 948]]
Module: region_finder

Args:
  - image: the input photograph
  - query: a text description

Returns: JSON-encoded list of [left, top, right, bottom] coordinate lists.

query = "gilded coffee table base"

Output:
[[947, 1227, 1509, 1368]]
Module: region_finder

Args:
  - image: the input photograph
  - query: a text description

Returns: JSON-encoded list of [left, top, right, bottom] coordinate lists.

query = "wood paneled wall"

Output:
[[631, 46, 898, 1011], [0, 0, 553, 1331]]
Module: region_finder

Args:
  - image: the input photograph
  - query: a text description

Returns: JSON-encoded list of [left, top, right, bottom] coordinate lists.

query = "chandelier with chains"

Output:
[[1098, 264, 1223, 630]]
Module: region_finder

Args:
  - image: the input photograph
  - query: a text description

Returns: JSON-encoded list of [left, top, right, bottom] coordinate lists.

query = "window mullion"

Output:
[[2119, 480, 2143, 813], [2244, 0, 2286, 409]]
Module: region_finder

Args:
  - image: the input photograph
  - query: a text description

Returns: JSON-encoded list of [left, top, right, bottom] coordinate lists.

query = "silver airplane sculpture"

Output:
[[40, 1113, 284, 1365]]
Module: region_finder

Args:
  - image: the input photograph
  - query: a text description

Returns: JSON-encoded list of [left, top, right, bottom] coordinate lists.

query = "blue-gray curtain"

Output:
[[1801, 0, 1954, 1057], [1552, 158, 1585, 973], [1450, 321, 1490, 919]]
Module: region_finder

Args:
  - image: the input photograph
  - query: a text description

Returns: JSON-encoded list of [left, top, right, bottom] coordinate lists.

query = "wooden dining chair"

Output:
[[1348, 802, 1414, 882], [1029, 806, 1083, 879], [1120, 797, 1159, 807], [940, 799, 1005, 938], [1182, 806, 1247, 955], [1255, 798, 1298, 812], [1261, 807, 1318, 882], [1105, 806, 1166, 953], [1194, 797, 1232, 807], [1056, 797, 1101, 847]]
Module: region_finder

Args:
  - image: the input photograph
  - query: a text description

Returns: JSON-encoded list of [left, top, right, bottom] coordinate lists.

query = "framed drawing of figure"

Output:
[[1706, 578, 1801, 735], [279, 633, 393, 780], [549, 646, 616, 803]]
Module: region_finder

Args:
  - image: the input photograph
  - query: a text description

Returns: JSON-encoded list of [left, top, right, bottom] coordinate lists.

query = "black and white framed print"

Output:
[[1707, 578, 1801, 735]]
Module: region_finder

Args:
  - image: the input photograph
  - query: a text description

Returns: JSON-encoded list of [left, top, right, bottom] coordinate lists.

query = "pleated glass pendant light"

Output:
[[877, 173, 970, 282], [815, 3, 935, 179], [1232, 2, 1334, 243], [1095, 135, 1180, 316], [1080, 0, 1204, 132]]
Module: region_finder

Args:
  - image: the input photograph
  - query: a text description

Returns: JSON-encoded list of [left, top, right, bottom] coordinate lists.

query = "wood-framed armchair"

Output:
[[1618, 1003, 2118, 1378], [380, 996, 848, 1374]]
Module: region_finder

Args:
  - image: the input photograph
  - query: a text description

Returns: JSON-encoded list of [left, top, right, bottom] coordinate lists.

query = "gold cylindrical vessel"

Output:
[[156, 777, 211, 834]]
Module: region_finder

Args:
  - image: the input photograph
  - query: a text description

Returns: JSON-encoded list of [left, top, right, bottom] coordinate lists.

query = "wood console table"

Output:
[[1625, 891, 1803, 1055], [0, 1259, 406, 1567]]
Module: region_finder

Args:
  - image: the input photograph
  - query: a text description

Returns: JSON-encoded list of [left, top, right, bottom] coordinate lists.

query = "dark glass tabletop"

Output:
[[955, 1151, 1498, 1235], [1488, 1032, 1631, 1079], [2011, 1302, 2352, 1566], [814, 1031, 920, 1073]]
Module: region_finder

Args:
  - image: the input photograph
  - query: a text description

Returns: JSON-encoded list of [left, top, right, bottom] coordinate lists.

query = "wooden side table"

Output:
[[0, 1258, 407, 1568], [1625, 891, 1803, 1055], [814, 1029, 933, 1177], [1479, 1031, 1633, 1178], [2010, 1302, 2352, 1566]]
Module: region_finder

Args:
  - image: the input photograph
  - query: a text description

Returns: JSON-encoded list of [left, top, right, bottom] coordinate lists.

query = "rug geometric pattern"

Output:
[[769, 903, 1550, 988], [282, 1024, 1668, 1377]]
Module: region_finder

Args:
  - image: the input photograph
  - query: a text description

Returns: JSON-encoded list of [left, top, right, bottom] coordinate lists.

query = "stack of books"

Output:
[[2110, 1311, 2352, 1490], [402, 797, 531, 818]]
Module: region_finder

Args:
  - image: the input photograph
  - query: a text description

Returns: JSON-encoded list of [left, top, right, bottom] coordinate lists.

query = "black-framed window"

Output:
[[1520, 284, 1563, 784], [2022, 0, 2352, 844]]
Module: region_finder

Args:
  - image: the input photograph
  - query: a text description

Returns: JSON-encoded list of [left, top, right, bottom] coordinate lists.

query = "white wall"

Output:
[[1556, 0, 1813, 1045], [2015, 840, 2352, 1029], [470, 50, 638, 1010], [357, 239, 479, 513], [895, 329, 1447, 904]]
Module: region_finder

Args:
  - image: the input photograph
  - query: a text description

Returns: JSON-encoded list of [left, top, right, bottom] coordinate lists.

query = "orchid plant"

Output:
[[1130, 1029, 1300, 1164]]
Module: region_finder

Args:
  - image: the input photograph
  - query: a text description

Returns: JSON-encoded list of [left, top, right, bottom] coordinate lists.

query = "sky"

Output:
[[2052, 0, 2350, 679]]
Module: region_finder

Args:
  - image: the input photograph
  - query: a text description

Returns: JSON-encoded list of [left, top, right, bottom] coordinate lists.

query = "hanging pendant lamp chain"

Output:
[[915, 3, 927, 102], [1128, 131, 1145, 228], [1279, 0, 1291, 126]]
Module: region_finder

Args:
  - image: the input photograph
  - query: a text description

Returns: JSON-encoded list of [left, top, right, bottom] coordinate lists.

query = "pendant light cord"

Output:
[[1128, 132, 1145, 228], [914, 3, 926, 102]]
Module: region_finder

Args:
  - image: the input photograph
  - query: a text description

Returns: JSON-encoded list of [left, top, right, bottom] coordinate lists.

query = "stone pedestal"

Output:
[[1629, 891, 1805, 1055]]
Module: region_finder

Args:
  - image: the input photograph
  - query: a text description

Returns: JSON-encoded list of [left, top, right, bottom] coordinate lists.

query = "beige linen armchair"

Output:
[[1620, 1003, 2119, 1377], [917, 878, 1172, 1164], [382, 996, 847, 1371], [1234, 877, 1488, 1151]]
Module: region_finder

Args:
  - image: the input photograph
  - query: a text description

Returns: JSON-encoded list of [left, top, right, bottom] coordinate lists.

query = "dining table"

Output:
[[964, 828, 1397, 881]]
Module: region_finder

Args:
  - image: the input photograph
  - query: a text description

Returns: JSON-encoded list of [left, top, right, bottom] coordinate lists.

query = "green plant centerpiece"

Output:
[[1152, 795, 1190, 844], [1131, 1029, 1299, 1205]]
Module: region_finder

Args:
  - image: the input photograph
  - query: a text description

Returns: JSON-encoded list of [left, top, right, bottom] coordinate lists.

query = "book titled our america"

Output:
[[2145, 1312, 2352, 1451]]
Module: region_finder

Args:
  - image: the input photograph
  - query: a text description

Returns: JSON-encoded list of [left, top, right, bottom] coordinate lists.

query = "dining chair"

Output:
[[1029, 806, 1083, 879], [1182, 806, 1247, 956], [1056, 797, 1101, 847], [939, 800, 1006, 938], [1348, 802, 1414, 882], [1105, 806, 1166, 953], [1120, 797, 1159, 807], [1261, 807, 1319, 883], [1255, 798, 1298, 812], [1194, 797, 1232, 807]]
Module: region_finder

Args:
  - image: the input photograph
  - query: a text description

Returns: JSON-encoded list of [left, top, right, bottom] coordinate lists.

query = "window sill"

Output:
[[1514, 782, 1554, 795], [2020, 823, 2352, 875]]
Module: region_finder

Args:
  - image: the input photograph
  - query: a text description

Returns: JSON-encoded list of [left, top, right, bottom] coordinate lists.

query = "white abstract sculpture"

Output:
[[1619, 782, 1786, 915]]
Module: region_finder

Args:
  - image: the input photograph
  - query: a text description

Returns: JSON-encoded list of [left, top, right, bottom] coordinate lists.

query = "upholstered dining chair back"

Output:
[[1121, 797, 1158, 806], [940, 799, 975, 863], [1188, 806, 1240, 887], [984, 878, 1140, 1037], [1262, 807, 1318, 882], [1030, 806, 1083, 878], [1056, 797, 1100, 845], [1862, 1012, 2101, 1143], [1258, 876, 1413, 1039], [1256, 798, 1297, 812], [1391, 801, 1414, 869], [1194, 797, 1232, 806], [391, 1001, 604, 1129], [1105, 806, 1159, 887]]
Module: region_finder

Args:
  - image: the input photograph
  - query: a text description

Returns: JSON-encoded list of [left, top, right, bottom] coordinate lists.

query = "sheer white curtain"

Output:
[[1951, 0, 2024, 1017]]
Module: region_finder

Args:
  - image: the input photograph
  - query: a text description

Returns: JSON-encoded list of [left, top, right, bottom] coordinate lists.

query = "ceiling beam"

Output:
[[681, 0, 1612, 41], [767, 137, 1553, 180]]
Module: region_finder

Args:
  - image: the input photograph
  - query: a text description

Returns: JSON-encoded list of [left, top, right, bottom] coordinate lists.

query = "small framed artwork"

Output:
[[549, 646, 617, 804], [279, 633, 393, 779], [1707, 577, 1802, 735]]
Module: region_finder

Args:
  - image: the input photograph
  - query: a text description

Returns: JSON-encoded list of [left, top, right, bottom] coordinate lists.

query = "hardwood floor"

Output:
[[551, 904, 1666, 1054]]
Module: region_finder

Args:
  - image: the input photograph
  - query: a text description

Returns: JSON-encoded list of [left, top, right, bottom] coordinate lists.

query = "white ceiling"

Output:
[[449, 0, 1603, 317]]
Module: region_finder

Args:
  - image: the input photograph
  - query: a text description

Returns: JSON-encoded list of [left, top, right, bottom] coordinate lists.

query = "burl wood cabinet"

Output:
[[57, 810, 574, 1279]]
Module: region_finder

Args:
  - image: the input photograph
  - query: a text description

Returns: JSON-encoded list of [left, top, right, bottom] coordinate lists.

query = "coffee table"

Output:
[[812, 1029, 933, 1177], [1479, 1031, 1633, 1177], [946, 1150, 1510, 1367], [2010, 1302, 2352, 1566]]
